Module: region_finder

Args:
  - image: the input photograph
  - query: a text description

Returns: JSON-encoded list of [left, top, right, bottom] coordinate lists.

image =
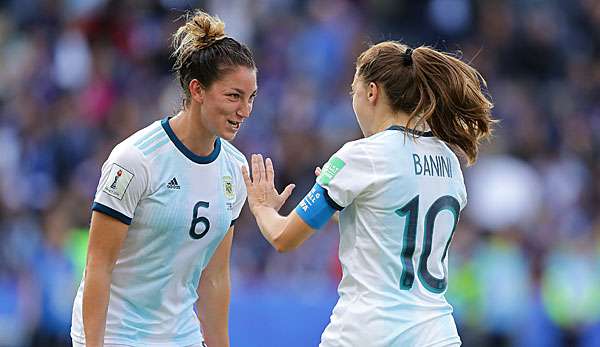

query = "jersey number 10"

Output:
[[395, 195, 460, 294]]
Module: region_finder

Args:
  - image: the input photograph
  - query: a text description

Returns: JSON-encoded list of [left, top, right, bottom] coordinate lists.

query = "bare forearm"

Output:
[[253, 206, 290, 251], [82, 268, 112, 347], [243, 154, 316, 253], [197, 277, 230, 347]]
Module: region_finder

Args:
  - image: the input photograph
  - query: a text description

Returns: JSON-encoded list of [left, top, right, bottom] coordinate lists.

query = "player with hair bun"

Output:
[[70, 10, 263, 347], [243, 41, 495, 346]]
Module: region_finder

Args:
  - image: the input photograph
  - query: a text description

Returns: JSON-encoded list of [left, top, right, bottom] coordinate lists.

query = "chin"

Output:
[[220, 131, 237, 141]]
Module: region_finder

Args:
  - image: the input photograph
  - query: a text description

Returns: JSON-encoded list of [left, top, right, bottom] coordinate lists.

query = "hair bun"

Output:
[[189, 11, 226, 49], [172, 10, 227, 70]]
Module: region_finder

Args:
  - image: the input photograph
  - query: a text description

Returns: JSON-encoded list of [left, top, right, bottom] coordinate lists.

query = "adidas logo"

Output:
[[167, 177, 180, 190]]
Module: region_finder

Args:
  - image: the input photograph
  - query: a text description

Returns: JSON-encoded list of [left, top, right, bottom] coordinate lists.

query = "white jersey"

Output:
[[318, 126, 466, 347], [71, 118, 247, 346]]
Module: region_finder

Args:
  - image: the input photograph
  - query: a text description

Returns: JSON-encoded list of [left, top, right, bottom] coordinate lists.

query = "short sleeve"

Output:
[[317, 141, 375, 208], [231, 157, 248, 221], [92, 144, 149, 225]]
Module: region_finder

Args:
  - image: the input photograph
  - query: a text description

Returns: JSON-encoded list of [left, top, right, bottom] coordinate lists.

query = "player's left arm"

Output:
[[242, 154, 337, 253], [196, 227, 233, 347]]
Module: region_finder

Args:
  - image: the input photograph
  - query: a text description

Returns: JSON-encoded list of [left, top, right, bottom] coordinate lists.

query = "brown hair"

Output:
[[356, 41, 495, 165], [171, 10, 256, 106]]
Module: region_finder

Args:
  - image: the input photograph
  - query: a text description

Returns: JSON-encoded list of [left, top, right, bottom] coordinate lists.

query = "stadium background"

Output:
[[0, 0, 599, 346]]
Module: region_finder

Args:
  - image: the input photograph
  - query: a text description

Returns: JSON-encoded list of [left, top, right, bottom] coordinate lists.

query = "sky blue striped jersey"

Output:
[[71, 118, 247, 346]]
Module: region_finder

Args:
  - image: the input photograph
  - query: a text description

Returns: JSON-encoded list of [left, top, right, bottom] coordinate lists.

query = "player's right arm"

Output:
[[242, 146, 373, 252], [82, 212, 129, 347], [81, 141, 149, 346]]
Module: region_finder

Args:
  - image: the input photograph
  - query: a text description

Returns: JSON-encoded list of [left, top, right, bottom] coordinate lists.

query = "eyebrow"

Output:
[[230, 88, 258, 96]]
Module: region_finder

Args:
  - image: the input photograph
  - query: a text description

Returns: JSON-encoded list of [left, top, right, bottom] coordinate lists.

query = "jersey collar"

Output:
[[161, 117, 221, 164], [387, 125, 434, 137]]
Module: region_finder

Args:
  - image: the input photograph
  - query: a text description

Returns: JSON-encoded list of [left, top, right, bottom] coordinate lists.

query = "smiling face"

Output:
[[196, 66, 258, 141]]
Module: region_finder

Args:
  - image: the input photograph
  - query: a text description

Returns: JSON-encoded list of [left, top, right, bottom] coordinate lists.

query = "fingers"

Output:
[[281, 183, 296, 201], [241, 165, 252, 187], [315, 166, 321, 177], [250, 153, 268, 185], [251, 154, 260, 183], [251, 154, 267, 183], [257, 154, 266, 183], [265, 158, 275, 188]]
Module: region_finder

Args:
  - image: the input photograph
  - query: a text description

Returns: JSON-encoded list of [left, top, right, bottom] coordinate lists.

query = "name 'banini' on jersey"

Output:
[[318, 126, 466, 347]]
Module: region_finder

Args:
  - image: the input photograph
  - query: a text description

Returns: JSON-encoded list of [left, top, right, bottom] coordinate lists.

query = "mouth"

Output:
[[227, 120, 242, 131], [227, 120, 241, 130]]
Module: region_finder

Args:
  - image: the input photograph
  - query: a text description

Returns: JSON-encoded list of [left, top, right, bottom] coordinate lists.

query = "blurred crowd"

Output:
[[0, 0, 599, 346]]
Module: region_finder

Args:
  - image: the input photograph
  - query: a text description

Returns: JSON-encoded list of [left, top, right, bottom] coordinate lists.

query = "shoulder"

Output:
[[220, 139, 248, 166], [338, 137, 368, 154], [127, 120, 164, 147], [342, 131, 399, 150], [106, 121, 164, 170], [126, 120, 172, 159], [335, 136, 383, 163], [321, 138, 378, 180]]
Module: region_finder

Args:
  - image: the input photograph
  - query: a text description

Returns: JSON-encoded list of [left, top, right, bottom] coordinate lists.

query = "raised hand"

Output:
[[242, 154, 295, 214]]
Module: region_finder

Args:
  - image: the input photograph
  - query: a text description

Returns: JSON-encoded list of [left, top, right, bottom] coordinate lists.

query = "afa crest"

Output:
[[223, 176, 235, 200]]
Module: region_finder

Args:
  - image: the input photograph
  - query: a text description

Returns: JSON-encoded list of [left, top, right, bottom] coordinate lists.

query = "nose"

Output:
[[237, 101, 252, 118]]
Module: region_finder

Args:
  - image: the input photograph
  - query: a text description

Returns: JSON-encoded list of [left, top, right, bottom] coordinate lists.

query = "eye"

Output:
[[227, 93, 240, 100]]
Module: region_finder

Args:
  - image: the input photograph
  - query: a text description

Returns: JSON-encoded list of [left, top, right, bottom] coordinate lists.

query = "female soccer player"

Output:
[[243, 42, 495, 346], [70, 10, 261, 347]]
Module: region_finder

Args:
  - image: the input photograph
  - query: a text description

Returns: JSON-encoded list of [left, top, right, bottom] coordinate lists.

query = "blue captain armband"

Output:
[[295, 183, 343, 230]]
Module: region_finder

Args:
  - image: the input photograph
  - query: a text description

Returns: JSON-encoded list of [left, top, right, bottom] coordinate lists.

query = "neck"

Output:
[[169, 109, 217, 156], [365, 108, 413, 137]]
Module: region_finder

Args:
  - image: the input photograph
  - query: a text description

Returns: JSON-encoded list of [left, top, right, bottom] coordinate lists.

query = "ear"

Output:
[[367, 82, 379, 105], [188, 79, 205, 105]]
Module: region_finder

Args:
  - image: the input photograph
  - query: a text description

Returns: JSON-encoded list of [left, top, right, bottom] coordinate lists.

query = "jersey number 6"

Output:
[[396, 195, 460, 294], [190, 201, 210, 240]]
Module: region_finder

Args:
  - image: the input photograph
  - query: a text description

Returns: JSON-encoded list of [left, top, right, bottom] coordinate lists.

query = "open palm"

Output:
[[242, 154, 295, 214]]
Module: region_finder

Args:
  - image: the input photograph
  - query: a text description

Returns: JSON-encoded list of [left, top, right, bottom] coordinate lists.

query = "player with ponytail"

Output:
[[244, 41, 495, 346]]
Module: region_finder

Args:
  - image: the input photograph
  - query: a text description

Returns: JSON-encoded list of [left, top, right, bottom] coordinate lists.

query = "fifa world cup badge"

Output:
[[223, 176, 235, 200], [103, 164, 134, 199]]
